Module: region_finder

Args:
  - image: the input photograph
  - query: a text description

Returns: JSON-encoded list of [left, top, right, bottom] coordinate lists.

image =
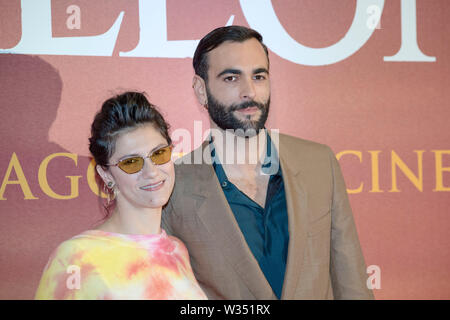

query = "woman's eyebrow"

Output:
[[117, 143, 167, 161], [150, 143, 167, 153], [117, 153, 140, 162]]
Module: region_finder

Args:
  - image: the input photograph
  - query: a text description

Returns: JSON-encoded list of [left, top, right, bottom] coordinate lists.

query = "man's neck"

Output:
[[209, 122, 267, 173], [209, 122, 271, 208]]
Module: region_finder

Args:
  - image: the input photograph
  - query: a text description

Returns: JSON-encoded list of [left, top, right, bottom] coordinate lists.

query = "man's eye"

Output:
[[254, 74, 266, 80], [224, 75, 237, 82]]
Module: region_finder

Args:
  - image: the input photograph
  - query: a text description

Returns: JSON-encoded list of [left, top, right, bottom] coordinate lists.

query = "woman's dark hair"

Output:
[[193, 25, 269, 82], [89, 91, 171, 218], [89, 91, 171, 167]]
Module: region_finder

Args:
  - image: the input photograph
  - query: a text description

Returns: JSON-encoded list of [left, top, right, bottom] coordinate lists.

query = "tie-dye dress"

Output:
[[35, 229, 207, 300]]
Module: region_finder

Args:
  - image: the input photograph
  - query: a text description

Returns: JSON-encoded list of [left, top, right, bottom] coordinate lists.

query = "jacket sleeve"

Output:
[[162, 198, 176, 236], [327, 148, 374, 299], [161, 165, 180, 237]]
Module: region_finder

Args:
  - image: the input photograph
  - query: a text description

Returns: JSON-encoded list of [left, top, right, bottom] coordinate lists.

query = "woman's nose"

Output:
[[141, 158, 158, 178]]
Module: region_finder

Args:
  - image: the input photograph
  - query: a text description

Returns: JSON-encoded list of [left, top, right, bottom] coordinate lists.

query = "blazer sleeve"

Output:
[[162, 199, 176, 236], [327, 148, 374, 299], [161, 168, 180, 237]]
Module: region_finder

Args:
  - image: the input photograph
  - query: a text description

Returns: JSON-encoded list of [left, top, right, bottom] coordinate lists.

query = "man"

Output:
[[162, 26, 373, 300]]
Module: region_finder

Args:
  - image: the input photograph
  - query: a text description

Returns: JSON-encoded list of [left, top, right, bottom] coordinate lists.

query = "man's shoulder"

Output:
[[275, 132, 339, 176], [172, 133, 335, 173], [277, 132, 333, 155]]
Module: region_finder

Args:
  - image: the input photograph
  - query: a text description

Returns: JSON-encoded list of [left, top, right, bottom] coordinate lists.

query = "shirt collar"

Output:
[[209, 129, 281, 177]]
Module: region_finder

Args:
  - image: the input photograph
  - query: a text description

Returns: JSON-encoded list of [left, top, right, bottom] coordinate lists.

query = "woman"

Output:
[[35, 92, 207, 300]]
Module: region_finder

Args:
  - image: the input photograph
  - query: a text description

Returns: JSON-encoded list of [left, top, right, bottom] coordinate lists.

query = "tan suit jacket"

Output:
[[162, 133, 373, 299]]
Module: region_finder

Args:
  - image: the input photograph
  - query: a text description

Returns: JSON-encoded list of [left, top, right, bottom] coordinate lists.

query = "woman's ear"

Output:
[[96, 164, 115, 187], [192, 75, 208, 108]]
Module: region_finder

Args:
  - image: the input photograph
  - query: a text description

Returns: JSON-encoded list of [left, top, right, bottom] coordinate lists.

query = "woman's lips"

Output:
[[140, 180, 165, 191]]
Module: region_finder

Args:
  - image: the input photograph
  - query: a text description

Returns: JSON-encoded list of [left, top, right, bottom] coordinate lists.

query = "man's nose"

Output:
[[239, 77, 256, 100]]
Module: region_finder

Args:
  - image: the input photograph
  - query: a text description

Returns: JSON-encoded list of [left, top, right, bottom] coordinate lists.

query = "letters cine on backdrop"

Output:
[[0, 0, 449, 299]]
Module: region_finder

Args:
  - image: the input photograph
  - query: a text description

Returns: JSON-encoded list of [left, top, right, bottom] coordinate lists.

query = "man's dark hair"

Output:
[[193, 26, 269, 81]]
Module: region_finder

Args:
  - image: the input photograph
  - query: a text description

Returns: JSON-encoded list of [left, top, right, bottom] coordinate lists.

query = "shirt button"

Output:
[[222, 181, 228, 188]]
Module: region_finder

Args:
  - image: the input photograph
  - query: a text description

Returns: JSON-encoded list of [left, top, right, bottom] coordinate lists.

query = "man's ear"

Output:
[[192, 75, 208, 107]]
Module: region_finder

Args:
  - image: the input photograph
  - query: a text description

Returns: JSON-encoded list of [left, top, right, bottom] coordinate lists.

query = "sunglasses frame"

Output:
[[106, 145, 173, 174]]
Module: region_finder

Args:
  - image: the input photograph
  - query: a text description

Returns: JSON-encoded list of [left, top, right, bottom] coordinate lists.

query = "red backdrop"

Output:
[[0, 0, 449, 299]]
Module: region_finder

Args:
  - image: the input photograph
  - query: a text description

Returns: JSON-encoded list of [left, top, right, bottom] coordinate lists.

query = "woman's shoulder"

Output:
[[49, 229, 190, 266], [164, 233, 190, 256], [35, 231, 114, 300], [44, 230, 130, 267], [52, 230, 114, 253]]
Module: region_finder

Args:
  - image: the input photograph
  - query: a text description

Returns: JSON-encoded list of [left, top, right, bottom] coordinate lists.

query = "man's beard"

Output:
[[205, 86, 270, 137]]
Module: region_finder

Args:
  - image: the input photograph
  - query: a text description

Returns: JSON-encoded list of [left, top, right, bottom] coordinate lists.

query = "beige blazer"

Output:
[[162, 133, 373, 299]]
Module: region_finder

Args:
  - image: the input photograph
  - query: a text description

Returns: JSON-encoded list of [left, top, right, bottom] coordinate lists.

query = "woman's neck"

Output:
[[96, 202, 162, 235]]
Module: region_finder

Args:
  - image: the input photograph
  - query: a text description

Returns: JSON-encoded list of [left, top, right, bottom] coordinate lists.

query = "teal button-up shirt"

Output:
[[210, 131, 289, 299]]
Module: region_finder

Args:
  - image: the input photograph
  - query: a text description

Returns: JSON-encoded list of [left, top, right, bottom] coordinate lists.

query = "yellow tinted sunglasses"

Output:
[[107, 145, 173, 174]]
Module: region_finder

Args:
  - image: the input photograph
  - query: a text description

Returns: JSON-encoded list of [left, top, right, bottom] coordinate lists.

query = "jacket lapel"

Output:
[[183, 141, 275, 299], [275, 134, 309, 299]]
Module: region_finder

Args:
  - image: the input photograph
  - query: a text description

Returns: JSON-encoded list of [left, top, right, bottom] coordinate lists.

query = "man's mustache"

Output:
[[230, 100, 266, 112]]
